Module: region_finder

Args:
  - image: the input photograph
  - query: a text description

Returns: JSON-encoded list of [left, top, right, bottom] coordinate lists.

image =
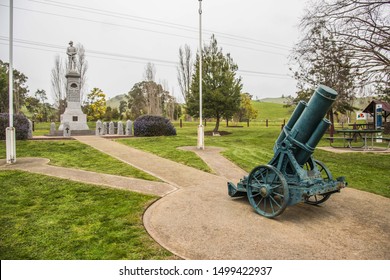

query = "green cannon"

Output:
[[228, 85, 347, 218]]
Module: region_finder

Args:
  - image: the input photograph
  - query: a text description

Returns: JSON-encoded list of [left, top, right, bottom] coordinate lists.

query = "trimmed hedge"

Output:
[[134, 115, 176, 137], [0, 113, 30, 140]]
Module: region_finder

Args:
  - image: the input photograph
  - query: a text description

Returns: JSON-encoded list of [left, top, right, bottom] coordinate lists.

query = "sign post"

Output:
[[375, 104, 383, 143]]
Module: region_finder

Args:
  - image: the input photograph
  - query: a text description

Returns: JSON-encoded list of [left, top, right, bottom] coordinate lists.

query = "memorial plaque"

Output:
[[68, 83, 80, 102]]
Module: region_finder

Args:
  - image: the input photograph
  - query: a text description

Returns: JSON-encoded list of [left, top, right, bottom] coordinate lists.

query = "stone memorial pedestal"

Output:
[[59, 70, 90, 133]]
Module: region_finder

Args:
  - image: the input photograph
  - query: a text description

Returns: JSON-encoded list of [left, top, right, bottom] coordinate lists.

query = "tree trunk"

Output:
[[214, 117, 220, 132], [328, 109, 335, 141]]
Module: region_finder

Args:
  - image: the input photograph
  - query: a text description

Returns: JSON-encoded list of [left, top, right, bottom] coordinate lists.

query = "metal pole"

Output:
[[6, 0, 16, 164], [197, 0, 204, 149], [199, 0, 202, 127], [9, 0, 13, 128]]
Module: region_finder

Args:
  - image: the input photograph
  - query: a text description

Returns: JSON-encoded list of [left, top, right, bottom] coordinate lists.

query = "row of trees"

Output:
[[0, 60, 58, 122], [126, 63, 179, 120], [83, 63, 181, 122], [2, 38, 255, 129]]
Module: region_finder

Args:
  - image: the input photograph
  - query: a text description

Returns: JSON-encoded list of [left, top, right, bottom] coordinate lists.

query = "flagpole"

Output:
[[197, 0, 204, 150], [6, 0, 16, 164]]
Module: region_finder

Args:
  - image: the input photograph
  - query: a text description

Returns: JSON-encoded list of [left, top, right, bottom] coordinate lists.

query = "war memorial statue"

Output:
[[67, 41, 77, 71], [58, 41, 90, 133]]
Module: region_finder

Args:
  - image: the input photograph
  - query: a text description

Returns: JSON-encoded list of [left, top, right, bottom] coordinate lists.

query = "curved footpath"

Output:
[[73, 136, 390, 260], [3, 136, 389, 259]]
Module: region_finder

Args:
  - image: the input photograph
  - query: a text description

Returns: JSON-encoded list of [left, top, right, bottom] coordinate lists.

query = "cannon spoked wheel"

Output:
[[247, 165, 289, 218], [304, 159, 332, 205]]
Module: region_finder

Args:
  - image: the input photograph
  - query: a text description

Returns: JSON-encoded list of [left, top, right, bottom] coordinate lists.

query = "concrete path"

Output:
[[0, 157, 175, 197], [178, 146, 247, 182], [72, 136, 390, 260], [318, 146, 390, 154]]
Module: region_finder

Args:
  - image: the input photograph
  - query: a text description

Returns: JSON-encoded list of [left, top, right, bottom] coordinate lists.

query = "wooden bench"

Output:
[[326, 137, 354, 148]]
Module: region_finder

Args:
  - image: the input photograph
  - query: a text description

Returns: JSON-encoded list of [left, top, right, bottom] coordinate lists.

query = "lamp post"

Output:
[[6, 0, 16, 164], [197, 0, 204, 150]]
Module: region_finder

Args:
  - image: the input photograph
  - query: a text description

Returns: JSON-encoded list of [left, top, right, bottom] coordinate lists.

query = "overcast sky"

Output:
[[0, 0, 308, 104]]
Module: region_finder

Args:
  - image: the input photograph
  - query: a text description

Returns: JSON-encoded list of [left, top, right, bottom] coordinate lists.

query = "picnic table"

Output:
[[328, 129, 389, 150], [348, 123, 374, 130]]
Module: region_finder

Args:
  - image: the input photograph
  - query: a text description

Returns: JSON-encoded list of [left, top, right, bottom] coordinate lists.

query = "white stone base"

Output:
[[59, 102, 89, 131]]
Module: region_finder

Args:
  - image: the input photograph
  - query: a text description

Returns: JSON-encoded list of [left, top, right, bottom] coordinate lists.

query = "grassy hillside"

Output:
[[252, 101, 293, 122], [106, 94, 126, 109]]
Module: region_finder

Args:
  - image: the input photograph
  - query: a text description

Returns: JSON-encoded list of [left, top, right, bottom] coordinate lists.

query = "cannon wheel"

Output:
[[247, 165, 289, 218], [304, 159, 332, 205]]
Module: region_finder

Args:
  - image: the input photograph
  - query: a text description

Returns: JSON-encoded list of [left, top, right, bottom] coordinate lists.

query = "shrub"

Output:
[[0, 113, 30, 140], [134, 115, 176, 137]]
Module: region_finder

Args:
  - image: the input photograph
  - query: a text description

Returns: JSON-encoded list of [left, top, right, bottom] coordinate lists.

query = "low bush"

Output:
[[134, 115, 176, 137], [0, 113, 30, 140]]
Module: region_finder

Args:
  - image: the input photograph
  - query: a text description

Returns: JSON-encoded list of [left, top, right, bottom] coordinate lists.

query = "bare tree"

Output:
[[51, 55, 66, 117], [291, 21, 358, 114], [142, 63, 162, 115], [164, 94, 176, 120], [301, 0, 390, 86], [76, 43, 88, 102], [159, 80, 176, 119], [143, 62, 156, 82], [177, 44, 193, 102]]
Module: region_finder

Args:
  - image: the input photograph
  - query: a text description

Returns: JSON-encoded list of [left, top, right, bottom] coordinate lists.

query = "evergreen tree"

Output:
[[187, 35, 242, 132], [0, 60, 29, 113]]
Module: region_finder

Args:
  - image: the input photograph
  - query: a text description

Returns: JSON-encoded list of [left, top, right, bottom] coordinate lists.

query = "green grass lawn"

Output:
[[0, 170, 173, 260], [119, 121, 390, 198], [0, 140, 157, 181]]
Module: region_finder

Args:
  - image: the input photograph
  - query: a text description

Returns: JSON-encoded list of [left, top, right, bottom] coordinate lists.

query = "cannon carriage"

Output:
[[228, 85, 347, 218]]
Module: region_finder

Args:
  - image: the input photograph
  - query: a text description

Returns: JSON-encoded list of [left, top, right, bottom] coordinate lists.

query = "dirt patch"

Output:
[[204, 131, 232, 136]]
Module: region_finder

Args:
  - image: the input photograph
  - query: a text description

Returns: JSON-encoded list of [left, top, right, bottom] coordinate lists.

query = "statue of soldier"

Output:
[[67, 41, 77, 71]]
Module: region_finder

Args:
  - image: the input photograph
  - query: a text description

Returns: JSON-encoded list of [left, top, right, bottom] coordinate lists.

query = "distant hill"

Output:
[[258, 97, 289, 104], [106, 94, 126, 108]]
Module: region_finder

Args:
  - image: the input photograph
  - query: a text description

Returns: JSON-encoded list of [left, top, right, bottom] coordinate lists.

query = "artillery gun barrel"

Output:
[[293, 85, 337, 164], [275, 100, 307, 151], [287, 85, 338, 165]]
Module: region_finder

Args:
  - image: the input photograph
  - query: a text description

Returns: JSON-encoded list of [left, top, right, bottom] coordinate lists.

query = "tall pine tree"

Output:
[[187, 35, 242, 132]]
